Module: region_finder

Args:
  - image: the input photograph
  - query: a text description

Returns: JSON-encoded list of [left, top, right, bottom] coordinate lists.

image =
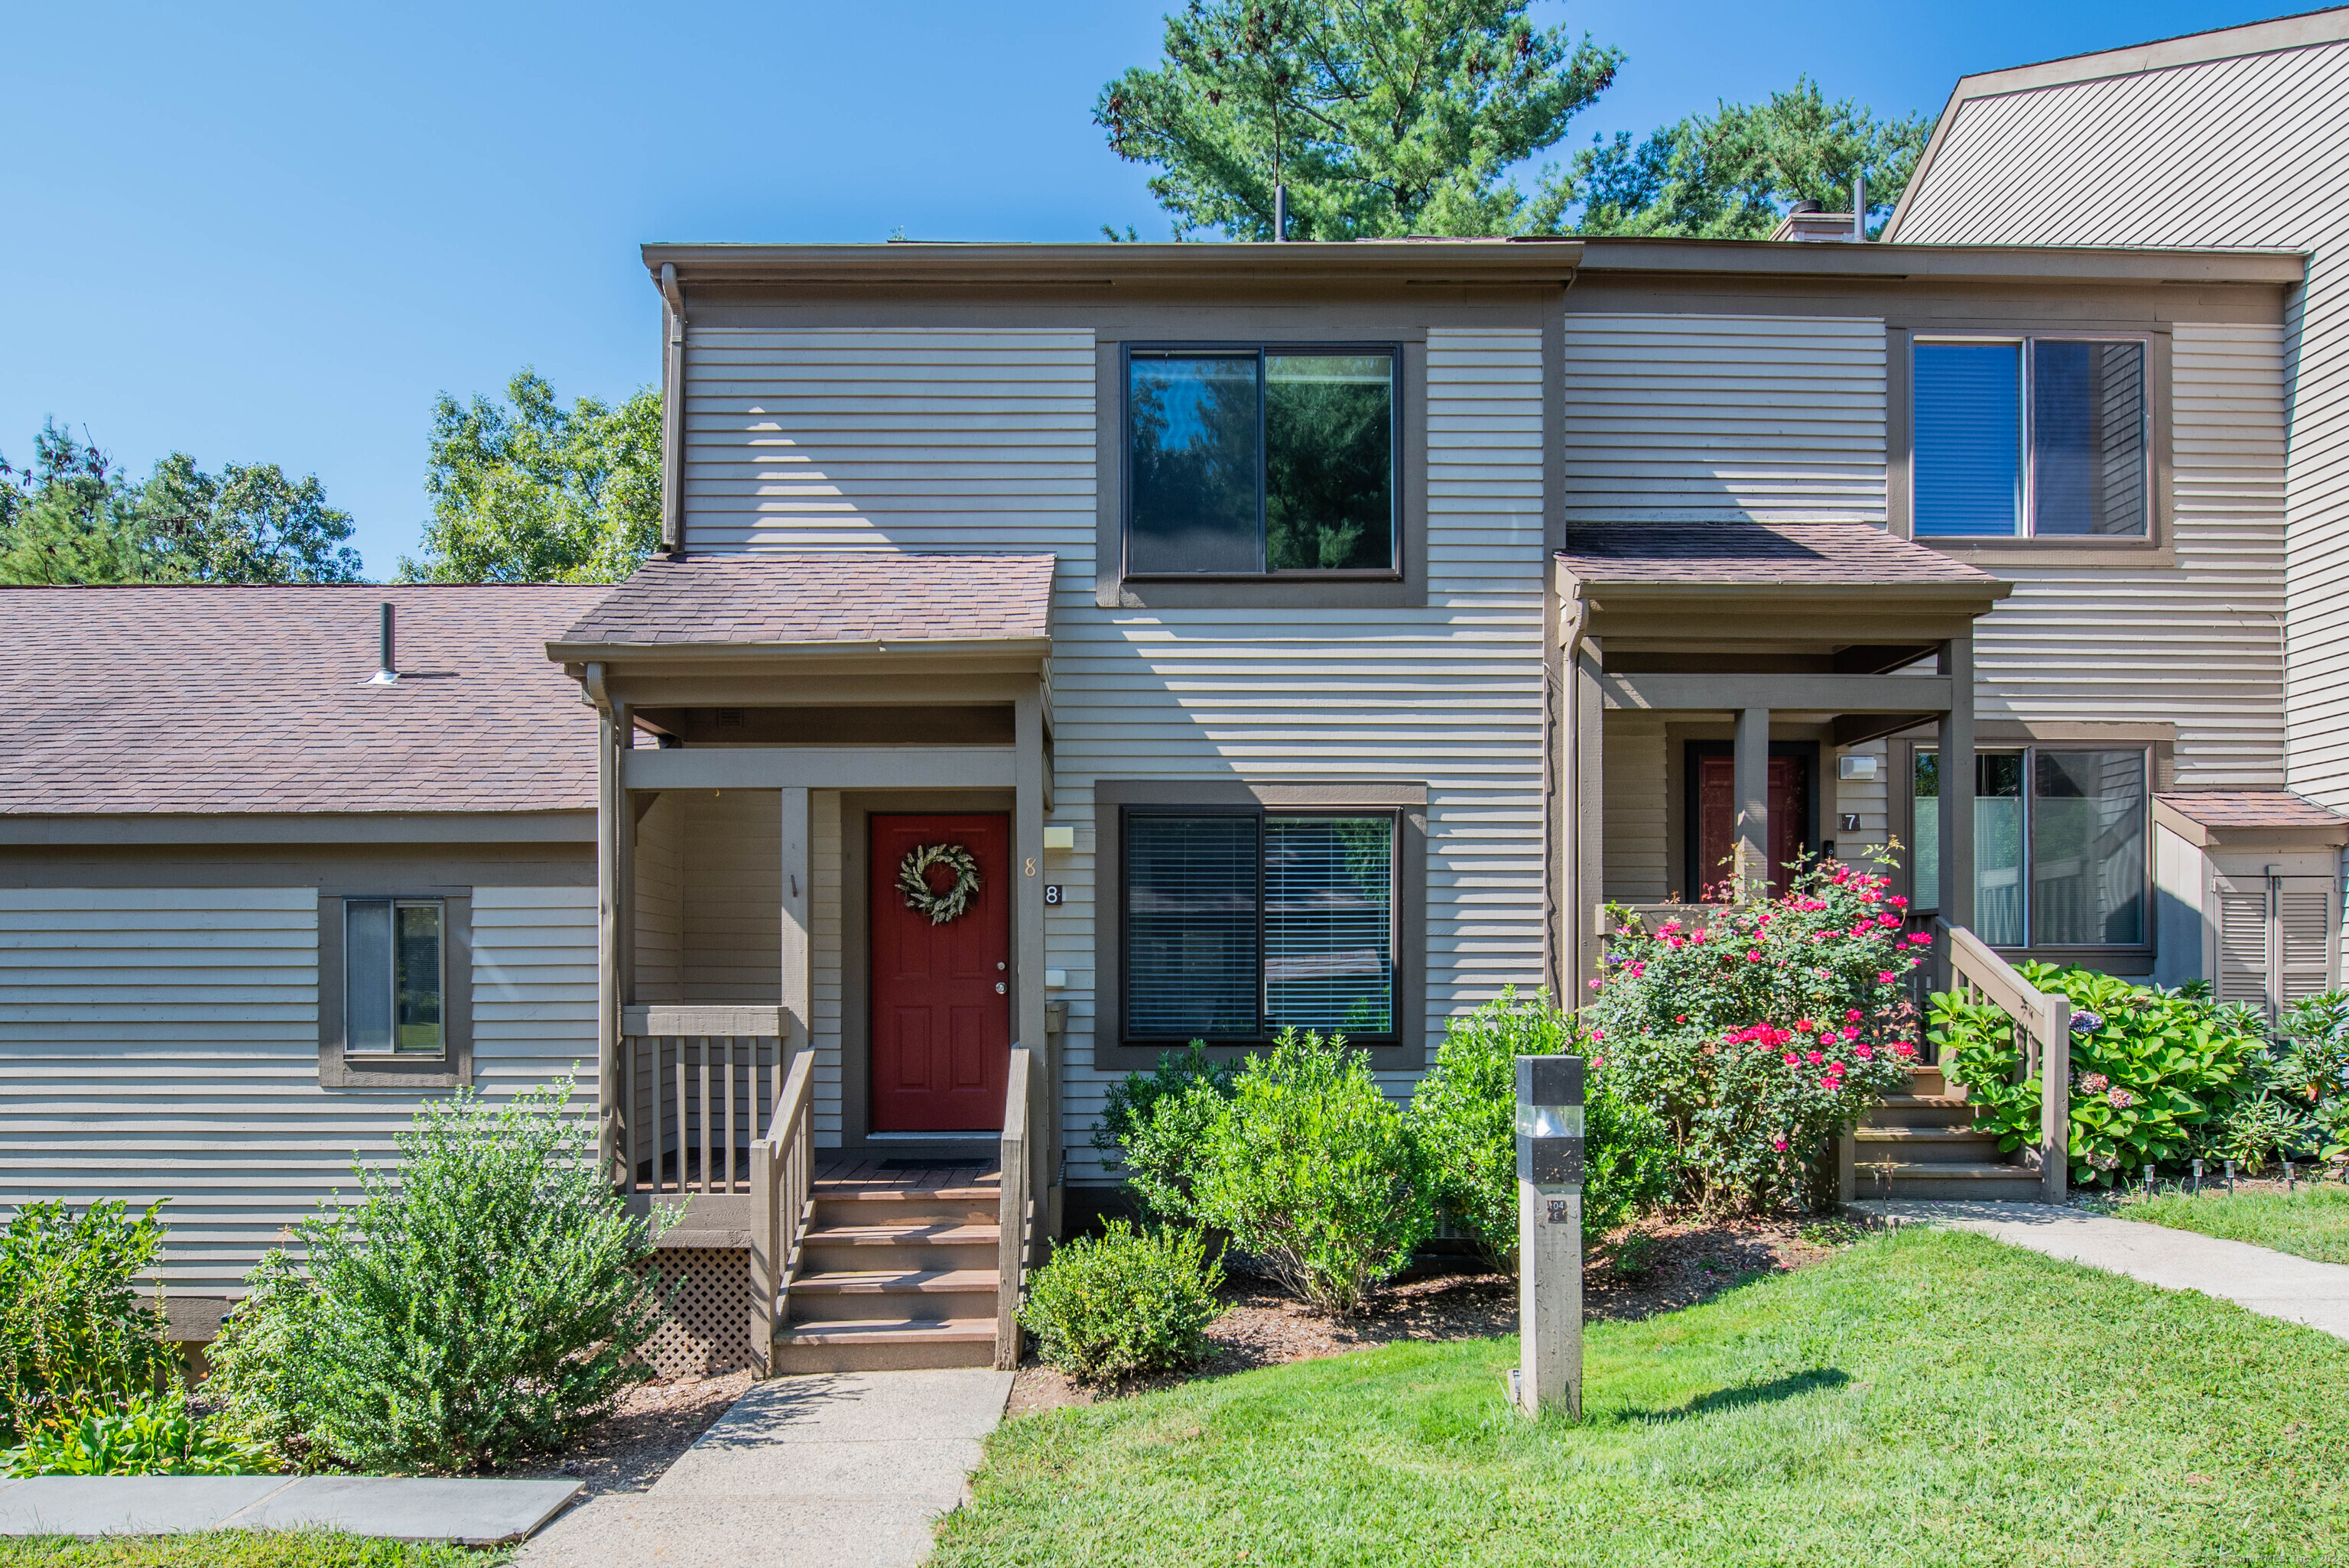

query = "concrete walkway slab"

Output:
[[0, 1476, 293, 1536], [517, 1368, 1014, 1568], [1854, 1199, 2349, 1340], [229, 1475, 583, 1546]]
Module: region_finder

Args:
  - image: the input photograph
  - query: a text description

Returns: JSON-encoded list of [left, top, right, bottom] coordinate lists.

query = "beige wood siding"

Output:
[[1892, 43, 2341, 804], [632, 790, 684, 1003], [1601, 713, 1669, 901], [680, 326, 1549, 1179], [1559, 313, 1887, 523], [1974, 323, 2286, 787], [678, 790, 782, 1003], [681, 330, 1097, 557], [0, 885, 593, 1294]]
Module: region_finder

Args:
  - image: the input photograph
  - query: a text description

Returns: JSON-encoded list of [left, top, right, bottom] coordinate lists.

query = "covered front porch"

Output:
[[1554, 525, 2072, 1203], [547, 552, 1064, 1374]]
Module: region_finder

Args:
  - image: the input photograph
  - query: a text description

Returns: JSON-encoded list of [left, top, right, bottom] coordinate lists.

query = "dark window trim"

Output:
[[1094, 780, 1428, 1070], [1120, 340, 1407, 583], [1097, 332, 1428, 611], [1888, 323, 2174, 564], [319, 891, 473, 1089], [1896, 740, 2155, 957]]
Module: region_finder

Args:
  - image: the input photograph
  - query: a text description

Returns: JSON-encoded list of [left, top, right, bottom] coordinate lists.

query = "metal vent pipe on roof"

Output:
[[369, 602, 398, 685], [1853, 172, 1867, 241]]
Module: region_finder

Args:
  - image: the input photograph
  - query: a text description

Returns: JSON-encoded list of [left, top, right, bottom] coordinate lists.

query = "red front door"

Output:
[[869, 813, 1012, 1132], [1696, 753, 1811, 901]]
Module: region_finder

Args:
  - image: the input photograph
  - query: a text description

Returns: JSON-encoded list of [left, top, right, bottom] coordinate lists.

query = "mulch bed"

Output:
[[506, 1367, 753, 1495], [1007, 1213, 1849, 1415]]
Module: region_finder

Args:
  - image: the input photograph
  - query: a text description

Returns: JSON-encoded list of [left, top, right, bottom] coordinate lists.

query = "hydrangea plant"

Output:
[[1587, 856, 1927, 1213]]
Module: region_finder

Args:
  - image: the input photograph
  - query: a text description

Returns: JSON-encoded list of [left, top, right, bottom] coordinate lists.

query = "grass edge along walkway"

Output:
[[0, 1532, 503, 1568], [2118, 1183, 2349, 1267], [934, 1228, 2349, 1568]]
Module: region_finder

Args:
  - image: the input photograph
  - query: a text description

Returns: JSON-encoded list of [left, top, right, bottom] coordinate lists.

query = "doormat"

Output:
[[878, 1156, 991, 1170]]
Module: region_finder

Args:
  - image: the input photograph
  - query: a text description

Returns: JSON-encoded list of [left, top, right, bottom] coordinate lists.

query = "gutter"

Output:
[[658, 264, 687, 558]]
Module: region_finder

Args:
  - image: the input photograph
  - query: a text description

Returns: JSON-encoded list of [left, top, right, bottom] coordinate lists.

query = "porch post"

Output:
[[1733, 706, 1770, 894], [1573, 640, 1606, 993], [1937, 634, 1976, 933], [778, 787, 811, 1069], [1013, 687, 1054, 1235], [596, 693, 627, 1184]]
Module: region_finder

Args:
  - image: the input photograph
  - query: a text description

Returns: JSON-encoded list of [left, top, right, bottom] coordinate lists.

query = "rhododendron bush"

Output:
[[1584, 857, 1927, 1212]]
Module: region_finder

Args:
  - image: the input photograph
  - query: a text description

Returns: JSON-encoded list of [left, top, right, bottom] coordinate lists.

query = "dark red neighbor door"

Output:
[[869, 813, 1012, 1132], [1695, 753, 1811, 901]]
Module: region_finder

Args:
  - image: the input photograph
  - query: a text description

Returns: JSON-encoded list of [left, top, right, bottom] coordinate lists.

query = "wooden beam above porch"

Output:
[[622, 745, 1018, 791], [1600, 673, 1954, 714]]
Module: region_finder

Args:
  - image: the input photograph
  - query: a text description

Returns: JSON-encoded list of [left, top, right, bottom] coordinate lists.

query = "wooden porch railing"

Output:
[[1936, 918, 2071, 1204], [615, 1005, 785, 1196], [995, 1043, 1052, 1370], [749, 1048, 816, 1372]]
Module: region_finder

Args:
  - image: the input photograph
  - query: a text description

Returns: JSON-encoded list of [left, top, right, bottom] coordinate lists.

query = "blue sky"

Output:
[[3, 0, 2312, 576]]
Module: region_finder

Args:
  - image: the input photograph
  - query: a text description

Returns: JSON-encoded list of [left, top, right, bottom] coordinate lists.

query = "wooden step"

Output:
[[787, 1267, 1000, 1322], [797, 1219, 999, 1275], [1850, 1159, 2045, 1201], [1855, 1126, 2006, 1164], [773, 1315, 999, 1372], [1868, 1091, 1976, 1128]]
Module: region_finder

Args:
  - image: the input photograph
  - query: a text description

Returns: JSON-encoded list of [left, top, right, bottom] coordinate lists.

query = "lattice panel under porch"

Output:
[[634, 1246, 752, 1378]]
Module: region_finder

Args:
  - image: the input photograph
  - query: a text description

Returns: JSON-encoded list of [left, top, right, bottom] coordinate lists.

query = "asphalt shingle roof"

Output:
[[2156, 792, 2349, 831], [556, 554, 1058, 648], [1557, 523, 2004, 589], [0, 585, 609, 816]]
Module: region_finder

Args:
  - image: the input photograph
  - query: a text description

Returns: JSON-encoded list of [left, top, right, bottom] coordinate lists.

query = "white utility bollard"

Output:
[[1509, 1053, 1584, 1421]]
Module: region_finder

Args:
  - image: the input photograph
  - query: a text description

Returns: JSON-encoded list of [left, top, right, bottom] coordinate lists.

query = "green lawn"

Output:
[[936, 1229, 2349, 1567], [0, 1534, 502, 1568], [2120, 1183, 2349, 1265]]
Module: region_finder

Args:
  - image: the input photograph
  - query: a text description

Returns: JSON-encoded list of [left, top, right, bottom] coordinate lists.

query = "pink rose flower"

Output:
[[1841, 1027, 1859, 1040], [1805, 1050, 1824, 1065], [1772, 1138, 1789, 1152], [1846, 1010, 1862, 1022], [1877, 971, 1896, 983]]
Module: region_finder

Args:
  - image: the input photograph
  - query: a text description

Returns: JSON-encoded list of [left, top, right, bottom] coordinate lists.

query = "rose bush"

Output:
[[1587, 856, 1928, 1213]]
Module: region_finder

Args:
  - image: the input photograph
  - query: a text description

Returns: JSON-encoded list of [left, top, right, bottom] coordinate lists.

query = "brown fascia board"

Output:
[[1573, 237, 2303, 287], [638, 239, 1583, 291], [0, 812, 596, 846], [548, 635, 1054, 666], [1568, 580, 2013, 606], [1883, 8, 2349, 242]]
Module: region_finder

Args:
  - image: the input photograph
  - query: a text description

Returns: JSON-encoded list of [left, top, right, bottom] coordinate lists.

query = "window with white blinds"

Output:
[[1913, 337, 2148, 538], [1123, 810, 1397, 1043]]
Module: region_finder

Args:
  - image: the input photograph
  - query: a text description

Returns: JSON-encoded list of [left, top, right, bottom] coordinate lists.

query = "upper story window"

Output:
[[1125, 346, 1399, 576], [1914, 338, 2148, 537], [345, 898, 446, 1055]]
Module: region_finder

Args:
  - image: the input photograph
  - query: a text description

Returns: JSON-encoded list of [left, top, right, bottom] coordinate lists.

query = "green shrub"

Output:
[[1090, 1044, 1240, 1222], [1019, 1221, 1223, 1383], [1188, 1030, 1431, 1316], [1932, 966, 2263, 1185], [0, 1200, 179, 1443], [1587, 855, 1926, 1213], [2277, 990, 2349, 1159], [209, 1078, 672, 1473], [2, 1391, 275, 1477], [1406, 987, 1673, 1271]]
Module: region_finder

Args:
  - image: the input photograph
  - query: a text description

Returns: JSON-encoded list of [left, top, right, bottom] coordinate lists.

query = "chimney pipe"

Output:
[[369, 602, 398, 685], [1853, 171, 1867, 241], [1274, 183, 1288, 242]]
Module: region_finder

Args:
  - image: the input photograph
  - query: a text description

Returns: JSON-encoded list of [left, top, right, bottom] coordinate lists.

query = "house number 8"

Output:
[[1025, 857, 1038, 876]]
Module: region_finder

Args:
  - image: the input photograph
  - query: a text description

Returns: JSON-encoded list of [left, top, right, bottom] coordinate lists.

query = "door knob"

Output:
[[995, 982, 1007, 995]]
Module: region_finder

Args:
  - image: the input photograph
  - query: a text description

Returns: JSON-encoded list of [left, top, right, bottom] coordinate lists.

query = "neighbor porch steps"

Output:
[[772, 1162, 1005, 1372], [1851, 1064, 2043, 1202]]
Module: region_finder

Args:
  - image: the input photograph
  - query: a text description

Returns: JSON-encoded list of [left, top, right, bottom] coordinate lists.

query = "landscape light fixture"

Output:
[[1510, 1053, 1584, 1421]]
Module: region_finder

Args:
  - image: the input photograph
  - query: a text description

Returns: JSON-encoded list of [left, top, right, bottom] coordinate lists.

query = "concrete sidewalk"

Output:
[[1853, 1199, 2349, 1340], [516, 1367, 1015, 1568], [0, 1475, 581, 1545]]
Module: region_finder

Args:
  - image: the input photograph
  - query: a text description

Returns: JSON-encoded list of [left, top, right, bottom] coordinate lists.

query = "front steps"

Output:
[[773, 1165, 1003, 1373], [1851, 1064, 2044, 1202]]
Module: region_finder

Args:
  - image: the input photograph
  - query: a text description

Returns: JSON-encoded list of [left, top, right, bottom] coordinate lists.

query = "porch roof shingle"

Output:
[[0, 585, 609, 817], [552, 553, 1057, 650], [2156, 792, 2349, 831], [1556, 523, 2005, 592]]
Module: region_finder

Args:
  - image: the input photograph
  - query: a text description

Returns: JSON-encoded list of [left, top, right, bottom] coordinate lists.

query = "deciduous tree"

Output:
[[400, 372, 660, 585]]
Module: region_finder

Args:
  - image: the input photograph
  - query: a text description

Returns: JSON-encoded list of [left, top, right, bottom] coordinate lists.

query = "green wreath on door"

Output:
[[898, 842, 983, 925]]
